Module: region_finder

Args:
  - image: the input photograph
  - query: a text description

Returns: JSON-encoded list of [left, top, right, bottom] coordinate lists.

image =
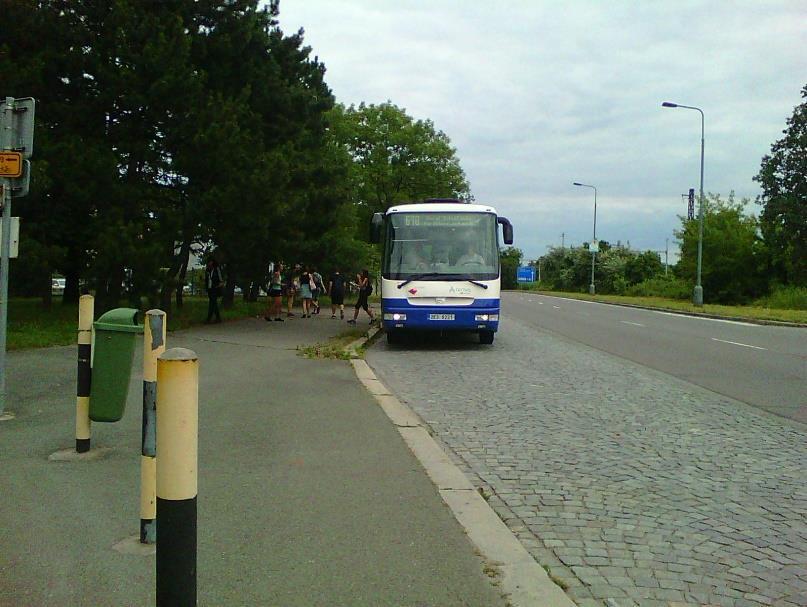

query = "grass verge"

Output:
[[521, 290, 807, 324], [298, 326, 367, 360], [8, 296, 270, 351]]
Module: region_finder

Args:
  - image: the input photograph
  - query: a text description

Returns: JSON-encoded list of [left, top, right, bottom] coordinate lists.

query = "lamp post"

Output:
[[662, 101, 705, 306], [572, 182, 597, 295]]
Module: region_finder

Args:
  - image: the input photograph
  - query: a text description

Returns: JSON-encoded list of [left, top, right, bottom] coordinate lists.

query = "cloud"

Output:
[[278, 0, 805, 258]]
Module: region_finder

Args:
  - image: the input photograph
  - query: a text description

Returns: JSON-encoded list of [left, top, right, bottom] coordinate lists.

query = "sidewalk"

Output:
[[0, 313, 507, 606]]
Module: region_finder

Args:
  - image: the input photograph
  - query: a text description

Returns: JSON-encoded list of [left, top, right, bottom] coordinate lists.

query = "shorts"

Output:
[[311, 288, 320, 300], [269, 288, 282, 298], [331, 290, 344, 305]]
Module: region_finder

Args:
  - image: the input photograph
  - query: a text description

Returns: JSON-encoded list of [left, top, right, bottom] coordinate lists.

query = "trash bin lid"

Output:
[[93, 308, 143, 333]]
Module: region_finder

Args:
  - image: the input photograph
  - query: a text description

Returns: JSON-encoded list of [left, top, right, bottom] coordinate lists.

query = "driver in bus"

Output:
[[406, 242, 431, 271], [457, 242, 485, 266]]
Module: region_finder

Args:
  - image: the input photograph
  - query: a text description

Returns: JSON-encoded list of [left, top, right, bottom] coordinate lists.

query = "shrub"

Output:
[[755, 285, 807, 310], [627, 276, 691, 299]]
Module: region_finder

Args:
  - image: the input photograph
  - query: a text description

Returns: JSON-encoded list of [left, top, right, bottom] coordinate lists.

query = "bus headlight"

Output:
[[384, 313, 406, 321], [475, 314, 498, 321]]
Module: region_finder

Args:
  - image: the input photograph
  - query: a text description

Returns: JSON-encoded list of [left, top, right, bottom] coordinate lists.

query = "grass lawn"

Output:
[[520, 290, 807, 324], [7, 295, 344, 351], [7, 292, 371, 351]]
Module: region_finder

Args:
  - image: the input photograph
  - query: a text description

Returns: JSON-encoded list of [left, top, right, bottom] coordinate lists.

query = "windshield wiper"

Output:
[[461, 278, 489, 289], [397, 273, 489, 289], [397, 273, 442, 289]]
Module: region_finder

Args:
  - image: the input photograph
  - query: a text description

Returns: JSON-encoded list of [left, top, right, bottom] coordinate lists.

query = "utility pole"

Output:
[[665, 238, 669, 276], [561, 232, 565, 249]]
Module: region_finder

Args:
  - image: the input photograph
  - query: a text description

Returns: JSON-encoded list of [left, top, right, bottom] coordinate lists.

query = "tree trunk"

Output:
[[63, 269, 80, 305], [41, 273, 53, 310], [222, 266, 236, 308]]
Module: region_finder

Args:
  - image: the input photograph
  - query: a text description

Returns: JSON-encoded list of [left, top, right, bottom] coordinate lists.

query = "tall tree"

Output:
[[675, 193, 763, 303], [754, 84, 807, 286], [329, 102, 470, 231]]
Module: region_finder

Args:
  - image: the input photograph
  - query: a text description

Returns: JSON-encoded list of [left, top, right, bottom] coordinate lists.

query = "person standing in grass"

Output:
[[347, 269, 375, 325], [264, 265, 284, 322], [204, 258, 223, 323], [328, 269, 346, 319]]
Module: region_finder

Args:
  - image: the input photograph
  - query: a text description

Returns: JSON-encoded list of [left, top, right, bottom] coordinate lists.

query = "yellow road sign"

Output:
[[0, 152, 23, 178]]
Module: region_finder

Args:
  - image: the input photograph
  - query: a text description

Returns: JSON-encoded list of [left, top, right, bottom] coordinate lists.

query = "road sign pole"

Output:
[[0, 97, 14, 416]]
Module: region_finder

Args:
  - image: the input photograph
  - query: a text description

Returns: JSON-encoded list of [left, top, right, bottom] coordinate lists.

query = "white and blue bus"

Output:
[[370, 199, 514, 345]]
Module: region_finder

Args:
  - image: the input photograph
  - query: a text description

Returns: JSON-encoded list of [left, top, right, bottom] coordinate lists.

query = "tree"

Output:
[[675, 193, 764, 303], [328, 101, 470, 231], [499, 247, 523, 290], [754, 83, 807, 286]]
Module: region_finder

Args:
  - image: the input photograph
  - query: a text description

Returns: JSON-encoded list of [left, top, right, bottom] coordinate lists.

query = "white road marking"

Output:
[[653, 310, 758, 327], [711, 338, 767, 351], [620, 321, 645, 327], [552, 306, 560, 309], [537, 302, 544, 305]]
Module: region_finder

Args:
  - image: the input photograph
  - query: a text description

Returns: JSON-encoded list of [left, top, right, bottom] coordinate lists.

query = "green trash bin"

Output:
[[89, 308, 143, 422]]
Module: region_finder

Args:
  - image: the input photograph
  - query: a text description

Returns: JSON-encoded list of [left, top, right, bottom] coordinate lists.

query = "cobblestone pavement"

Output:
[[366, 318, 807, 607]]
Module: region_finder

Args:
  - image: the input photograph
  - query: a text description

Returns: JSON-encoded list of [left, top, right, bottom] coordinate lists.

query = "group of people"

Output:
[[204, 259, 376, 325], [262, 264, 376, 325]]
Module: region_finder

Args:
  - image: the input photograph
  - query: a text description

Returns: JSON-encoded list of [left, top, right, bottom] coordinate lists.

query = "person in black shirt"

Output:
[[204, 259, 223, 323], [347, 269, 376, 325], [328, 270, 346, 319]]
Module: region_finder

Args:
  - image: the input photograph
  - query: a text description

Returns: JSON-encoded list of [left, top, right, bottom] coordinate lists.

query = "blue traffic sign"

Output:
[[517, 266, 536, 282]]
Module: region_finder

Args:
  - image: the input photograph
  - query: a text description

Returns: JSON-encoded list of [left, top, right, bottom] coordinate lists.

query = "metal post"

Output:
[[0, 97, 14, 416], [76, 295, 94, 452], [156, 348, 198, 607], [141, 309, 166, 544], [694, 110, 705, 306], [662, 102, 704, 305]]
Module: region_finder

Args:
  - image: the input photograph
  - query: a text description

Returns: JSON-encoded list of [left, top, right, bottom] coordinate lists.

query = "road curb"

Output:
[[350, 357, 576, 607], [506, 290, 807, 327]]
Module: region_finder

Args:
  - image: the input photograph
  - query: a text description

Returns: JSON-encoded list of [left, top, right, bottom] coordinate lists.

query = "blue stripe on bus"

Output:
[[381, 298, 500, 331]]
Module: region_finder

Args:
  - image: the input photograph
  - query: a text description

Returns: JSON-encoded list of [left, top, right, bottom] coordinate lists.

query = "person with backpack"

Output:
[[348, 269, 375, 325], [311, 267, 325, 315]]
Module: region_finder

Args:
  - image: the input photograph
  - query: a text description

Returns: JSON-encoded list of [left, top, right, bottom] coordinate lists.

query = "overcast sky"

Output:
[[278, 1, 806, 261]]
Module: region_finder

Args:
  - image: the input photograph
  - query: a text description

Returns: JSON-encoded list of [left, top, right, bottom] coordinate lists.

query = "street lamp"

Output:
[[662, 101, 705, 306], [572, 182, 597, 295]]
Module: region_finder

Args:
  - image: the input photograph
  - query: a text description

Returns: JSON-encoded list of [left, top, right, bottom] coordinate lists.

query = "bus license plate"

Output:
[[429, 313, 454, 320]]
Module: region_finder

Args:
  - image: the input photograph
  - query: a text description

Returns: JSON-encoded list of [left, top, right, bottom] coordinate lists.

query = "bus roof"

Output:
[[386, 202, 499, 215]]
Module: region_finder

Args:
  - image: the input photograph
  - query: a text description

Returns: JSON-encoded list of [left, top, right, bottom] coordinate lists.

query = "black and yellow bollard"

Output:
[[75, 294, 94, 453], [140, 309, 166, 544], [156, 348, 198, 607]]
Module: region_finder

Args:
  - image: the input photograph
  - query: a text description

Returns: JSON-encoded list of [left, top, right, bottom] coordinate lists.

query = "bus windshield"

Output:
[[383, 212, 499, 280]]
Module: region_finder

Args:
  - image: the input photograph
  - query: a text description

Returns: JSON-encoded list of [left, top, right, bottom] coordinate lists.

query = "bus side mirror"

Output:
[[498, 217, 514, 245], [370, 213, 383, 243]]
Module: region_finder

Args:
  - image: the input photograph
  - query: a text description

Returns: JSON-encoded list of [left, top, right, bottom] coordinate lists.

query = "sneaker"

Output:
[[264, 316, 272, 321], [287, 312, 295, 317], [331, 315, 336, 319], [340, 311, 344, 319], [347, 319, 356, 325], [274, 317, 284, 322]]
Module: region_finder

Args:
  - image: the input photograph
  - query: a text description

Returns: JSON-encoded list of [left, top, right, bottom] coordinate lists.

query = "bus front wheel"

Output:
[[479, 330, 494, 345]]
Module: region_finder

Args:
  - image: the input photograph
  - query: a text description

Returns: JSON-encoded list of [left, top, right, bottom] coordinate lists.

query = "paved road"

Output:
[[504, 293, 807, 423], [0, 317, 506, 607], [366, 312, 807, 607]]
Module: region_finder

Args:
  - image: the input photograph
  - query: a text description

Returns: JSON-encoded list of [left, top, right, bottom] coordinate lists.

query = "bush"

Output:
[[754, 285, 807, 310], [627, 276, 691, 299]]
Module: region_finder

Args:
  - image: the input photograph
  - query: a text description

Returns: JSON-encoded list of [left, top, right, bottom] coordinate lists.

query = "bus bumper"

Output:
[[381, 300, 500, 332]]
